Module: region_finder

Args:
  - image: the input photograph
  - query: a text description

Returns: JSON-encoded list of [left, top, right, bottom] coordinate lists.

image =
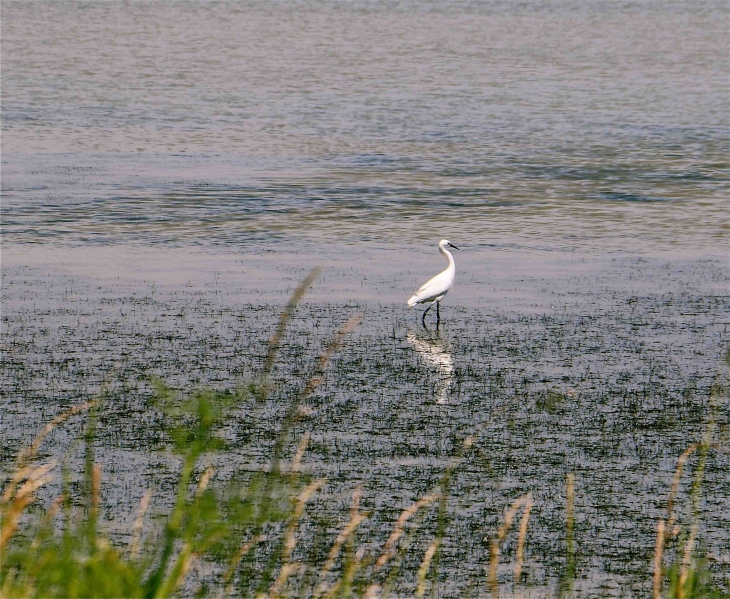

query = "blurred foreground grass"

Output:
[[1, 271, 726, 598]]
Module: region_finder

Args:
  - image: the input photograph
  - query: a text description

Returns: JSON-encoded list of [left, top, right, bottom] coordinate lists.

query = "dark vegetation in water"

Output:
[[1, 269, 729, 598]]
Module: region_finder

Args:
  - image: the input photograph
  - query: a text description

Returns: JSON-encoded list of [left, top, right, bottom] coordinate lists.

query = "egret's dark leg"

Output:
[[436, 301, 441, 322], [421, 302, 434, 324]]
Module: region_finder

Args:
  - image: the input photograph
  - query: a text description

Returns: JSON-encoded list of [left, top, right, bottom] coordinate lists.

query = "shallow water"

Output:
[[2, 0, 729, 596], [3, 256, 729, 596], [3, 0, 728, 252]]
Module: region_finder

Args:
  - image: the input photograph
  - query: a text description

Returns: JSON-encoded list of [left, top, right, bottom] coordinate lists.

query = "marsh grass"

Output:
[[1, 271, 726, 598], [651, 379, 726, 599]]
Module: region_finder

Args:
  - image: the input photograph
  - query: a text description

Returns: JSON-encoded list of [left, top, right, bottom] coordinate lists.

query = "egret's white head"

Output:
[[439, 239, 460, 250]]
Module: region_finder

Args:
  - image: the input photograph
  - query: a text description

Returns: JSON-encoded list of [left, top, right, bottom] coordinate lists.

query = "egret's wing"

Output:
[[414, 276, 436, 295], [408, 274, 447, 306]]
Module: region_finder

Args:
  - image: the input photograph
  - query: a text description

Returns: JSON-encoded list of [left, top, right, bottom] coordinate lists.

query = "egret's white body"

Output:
[[407, 239, 459, 322]]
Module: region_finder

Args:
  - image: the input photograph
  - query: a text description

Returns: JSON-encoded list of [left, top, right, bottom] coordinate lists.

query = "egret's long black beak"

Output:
[[448, 243, 460, 250]]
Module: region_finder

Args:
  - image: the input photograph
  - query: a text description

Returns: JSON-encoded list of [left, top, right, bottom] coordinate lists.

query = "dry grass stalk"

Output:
[[41, 493, 66, 528], [265, 478, 326, 599], [164, 535, 228, 599], [91, 464, 102, 514], [665, 443, 700, 533], [283, 479, 327, 561], [487, 492, 533, 599], [677, 523, 698, 599], [18, 400, 98, 465], [266, 563, 303, 599], [323, 547, 364, 599], [415, 538, 441, 598], [563, 472, 576, 595], [652, 443, 702, 599], [374, 493, 440, 570], [220, 534, 266, 598], [156, 467, 216, 592], [3, 401, 96, 504], [172, 548, 199, 595], [130, 488, 154, 559], [290, 433, 311, 474], [301, 314, 363, 400], [316, 512, 366, 588], [1, 403, 92, 554], [89, 463, 102, 550], [196, 467, 215, 495], [0, 461, 57, 551], [652, 442, 702, 597], [514, 494, 534, 582], [652, 518, 665, 599], [312, 486, 367, 599], [262, 267, 322, 390], [350, 484, 362, 519], [29, 492, 68, 553], [270, 314, 362, 477], [566, 473, 575, 541], [0, 566, 18, 598], [1, 465, 43, 504], [362, 584, 381, 599]]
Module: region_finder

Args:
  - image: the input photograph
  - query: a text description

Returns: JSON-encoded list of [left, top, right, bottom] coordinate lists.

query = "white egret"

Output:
[[407, 239, 459, 323]]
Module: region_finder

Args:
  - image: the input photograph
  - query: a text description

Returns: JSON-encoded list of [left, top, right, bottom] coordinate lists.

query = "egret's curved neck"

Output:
[[439, 244, 455, 272]]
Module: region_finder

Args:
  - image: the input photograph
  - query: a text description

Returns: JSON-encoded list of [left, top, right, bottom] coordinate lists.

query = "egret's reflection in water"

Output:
[[406, 331, 454, 405]]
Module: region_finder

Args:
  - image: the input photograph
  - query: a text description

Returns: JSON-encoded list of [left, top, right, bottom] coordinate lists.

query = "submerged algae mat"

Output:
[[2, 261, 728, 597]]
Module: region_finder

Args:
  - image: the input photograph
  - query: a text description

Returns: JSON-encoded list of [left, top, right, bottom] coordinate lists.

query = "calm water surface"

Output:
[[2, 1, 729, 596], [2, 0, 728, 253]]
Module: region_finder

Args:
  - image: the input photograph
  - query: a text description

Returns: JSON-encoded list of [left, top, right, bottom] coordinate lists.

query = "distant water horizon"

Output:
[[2, 0, 727, 263]]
